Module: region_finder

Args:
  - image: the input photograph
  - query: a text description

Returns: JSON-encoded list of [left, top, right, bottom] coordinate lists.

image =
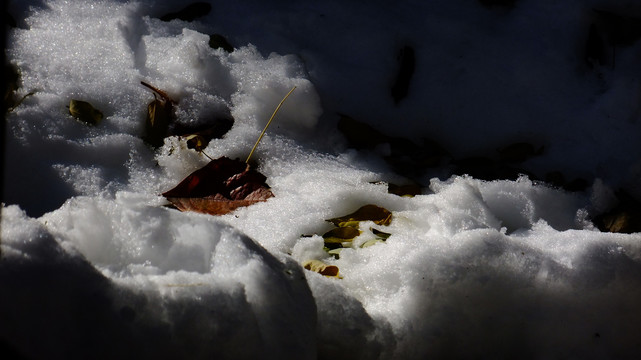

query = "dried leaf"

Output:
[[372, 228, 392, 240], [68, 99, 103, 125], [323, 226, 361, 240], [361, 239, 384, 248], [145, 98, 171, 147], [163, 195, 271, 216], [178, 117, 234, 152], [302, 260, 340, 278], [322, 227, 361, 249], [184, 134, 207, 152], [327, 204, 392, 227], [327, 248, 343, 259], [141, 81, 176, 148], [162, 156, 273, 215]]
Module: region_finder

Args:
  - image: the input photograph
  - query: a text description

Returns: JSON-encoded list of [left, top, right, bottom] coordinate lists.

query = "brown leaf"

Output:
[[322, 227, 361, 249], [162, 156, 273, 215], [164, 196, 267, 215], [327, 204, 393, 227], [141, 81, 177, 148], [302, 260, 340, 278], [175, 115, 234, 152]]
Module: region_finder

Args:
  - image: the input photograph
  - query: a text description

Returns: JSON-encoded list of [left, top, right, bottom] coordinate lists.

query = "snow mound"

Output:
[[4, 0, 641, 359]]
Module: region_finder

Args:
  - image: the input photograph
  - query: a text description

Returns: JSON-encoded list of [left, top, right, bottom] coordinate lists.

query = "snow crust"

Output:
[[3, 0, 641, 359]]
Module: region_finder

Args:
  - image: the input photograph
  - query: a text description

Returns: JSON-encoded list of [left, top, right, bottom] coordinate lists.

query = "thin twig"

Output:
[[246, 86, 296, 163]]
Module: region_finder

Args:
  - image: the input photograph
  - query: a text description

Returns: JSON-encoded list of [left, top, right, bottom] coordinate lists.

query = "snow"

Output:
[[2, 0, 641, 359]]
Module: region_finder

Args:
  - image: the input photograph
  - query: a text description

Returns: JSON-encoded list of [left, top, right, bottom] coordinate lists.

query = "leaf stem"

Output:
[[246, 86, 296, 163]]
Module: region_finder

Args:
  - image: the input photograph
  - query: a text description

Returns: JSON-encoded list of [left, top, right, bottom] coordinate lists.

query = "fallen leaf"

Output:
[[145, 97, 171, 147], [371, 228, 392, 240], [141, 81, 176, 148], [323, 226, 361, 249], [302, 260, 341, 278], [162, 156, 273, 215], [68, 99, 103, 125], [361, 239, 385, 248], [327, 204, 392, 227], [594, 190, 641, 233], [327, 248, 343, 259], [183, 134, 207, 152], [176, 116, 234, 152], [323, 226, 361, 240]]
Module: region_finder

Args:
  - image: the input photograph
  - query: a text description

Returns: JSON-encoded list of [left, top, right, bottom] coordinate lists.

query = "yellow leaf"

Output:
[[68, 99, 103, 125], [361, 239, 384, 248], [327, 204, 392, 227], [371, 228, 391, 240], [302, 260, 341, 278], [184, 134, 206, 152], [327, 248, 343, 259]]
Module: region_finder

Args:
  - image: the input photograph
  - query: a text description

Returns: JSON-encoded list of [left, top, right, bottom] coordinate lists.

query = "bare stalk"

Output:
[[246, 86, 297, 163]]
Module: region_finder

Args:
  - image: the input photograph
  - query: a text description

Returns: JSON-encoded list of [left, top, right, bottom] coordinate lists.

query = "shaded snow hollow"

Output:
[[2, 0, 641, 359]]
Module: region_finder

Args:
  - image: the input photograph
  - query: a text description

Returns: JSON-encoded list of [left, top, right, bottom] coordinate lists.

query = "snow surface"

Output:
[[2, 0, 641, 359]]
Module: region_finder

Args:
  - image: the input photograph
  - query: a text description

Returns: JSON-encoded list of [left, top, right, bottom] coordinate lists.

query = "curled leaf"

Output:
[[327, 248, 343, 259], [184, 134, 207, 152], [163, 195, 272, 216], [302, 260, 340, 278], [178, 117, 234, 153], [372, 228, 392, 240], [68, 99, 103, 125], [145, 98, 172, 147], [162, 156, 273, 215], [327, 204, 392, 227], [141, 82, 177, 148], [361, 239, 385, 248]]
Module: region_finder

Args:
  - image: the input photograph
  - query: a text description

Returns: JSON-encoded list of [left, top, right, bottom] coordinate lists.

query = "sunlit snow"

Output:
[[2, 0, 641, 359]]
